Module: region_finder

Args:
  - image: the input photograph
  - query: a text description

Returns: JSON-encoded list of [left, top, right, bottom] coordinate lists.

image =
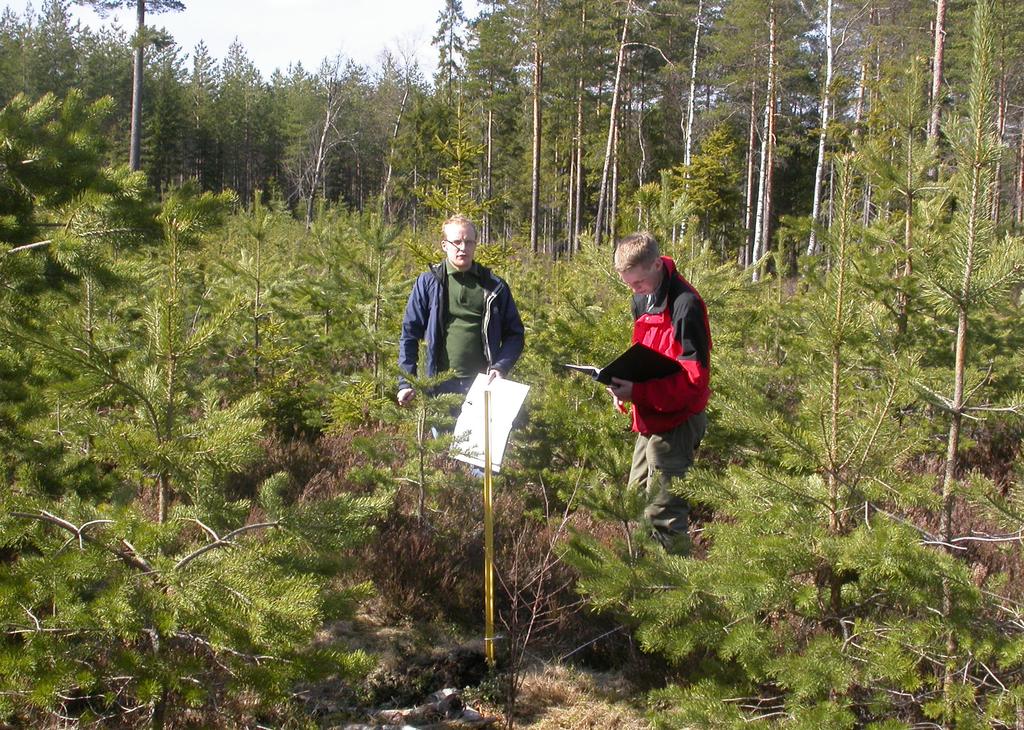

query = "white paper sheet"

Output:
[[451, 374, 529, 473]]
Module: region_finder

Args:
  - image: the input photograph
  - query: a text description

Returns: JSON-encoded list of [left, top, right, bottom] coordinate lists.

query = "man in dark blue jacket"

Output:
[[397, 215, 525, 405]]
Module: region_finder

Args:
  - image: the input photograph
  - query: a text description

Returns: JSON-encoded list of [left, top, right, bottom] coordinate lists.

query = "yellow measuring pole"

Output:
[[483, 389, 495, 666]]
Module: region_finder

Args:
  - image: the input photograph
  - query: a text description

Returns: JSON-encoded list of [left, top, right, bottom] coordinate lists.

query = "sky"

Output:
[[9, 0, 480, 79]]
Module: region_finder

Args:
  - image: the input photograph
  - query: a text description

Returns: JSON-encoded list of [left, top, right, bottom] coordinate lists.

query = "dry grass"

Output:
[[508, 663, 651, 729], [306, 614, 652, 728]]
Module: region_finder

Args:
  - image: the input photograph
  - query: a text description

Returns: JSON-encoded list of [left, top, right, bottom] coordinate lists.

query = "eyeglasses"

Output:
[[443, 238, 477, 248]]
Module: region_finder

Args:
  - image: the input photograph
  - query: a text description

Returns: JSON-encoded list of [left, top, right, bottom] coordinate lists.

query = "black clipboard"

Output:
[[564, 343, 683, 385]]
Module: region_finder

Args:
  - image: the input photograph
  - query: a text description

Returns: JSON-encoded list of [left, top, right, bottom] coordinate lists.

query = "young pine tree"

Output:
[[565, 156, 990, 727], [2, 186, 384, 728], [913, 0, 1024, 723]]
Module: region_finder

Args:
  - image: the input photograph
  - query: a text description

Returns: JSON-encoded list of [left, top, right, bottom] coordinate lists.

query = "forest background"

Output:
[[3, 0, 1024, 728]]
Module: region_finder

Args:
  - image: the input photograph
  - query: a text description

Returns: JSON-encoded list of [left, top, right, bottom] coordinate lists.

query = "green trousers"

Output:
[[628, 411, 707, 552]]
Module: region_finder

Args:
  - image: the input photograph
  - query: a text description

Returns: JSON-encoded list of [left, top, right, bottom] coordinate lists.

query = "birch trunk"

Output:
[[853, 58, 867, 131], [381, 82, 410, 221], [762, 55, 777, 274], [750, 85, 770, 273], [742, 80, 757, 267], [683, 0, 703, 169], [594, 3, 631, 248], [807, 0, 834, 256], [305, 87, 339, 230], [677, 0, 704, 243], [751, 2, 776, 282]]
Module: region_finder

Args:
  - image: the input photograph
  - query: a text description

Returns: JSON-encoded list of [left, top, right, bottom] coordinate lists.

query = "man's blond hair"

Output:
[[441, 214, 478, 241], [614, 231, 660, 272]]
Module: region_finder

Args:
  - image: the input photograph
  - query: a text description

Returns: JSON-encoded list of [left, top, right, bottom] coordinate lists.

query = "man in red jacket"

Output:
[[606, 232, 711, 554]]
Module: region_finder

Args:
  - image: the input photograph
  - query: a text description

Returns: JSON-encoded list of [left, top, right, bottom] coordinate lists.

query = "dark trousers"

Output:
[[628, 411, 706, 553]]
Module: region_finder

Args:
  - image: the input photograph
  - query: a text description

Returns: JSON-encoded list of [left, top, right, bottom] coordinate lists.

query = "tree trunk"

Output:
[[761, 51, 777, 276], [129, 0, 145, 171], [807, 0, 834, 256], [742, 80, 757, 267], [853, 59, 867, 132], [683, 0, 703, 169], [610, 117, 619, 243], [157, 472, 169, 524], [381, 82, 409, 221], [1017, 109, 1024, 226], [826, 157, 854, 553], [633, 58, 646, 187], [566, 125, 575, 252], [927, 0, 948, 142], [751, 99, 769, 272], [530, 0, 543, 254], [574, 72, 585, 252], [485, 108, 493, 244], [305, 80, 340, 231], [940, 4, 995, 719], [594, 3, 631, 248], [751, 2, 776, 281], [676, 0, 704, 243]]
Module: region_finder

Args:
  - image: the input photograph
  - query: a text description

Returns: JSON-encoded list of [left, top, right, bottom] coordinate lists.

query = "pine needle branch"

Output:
[[867, 504, 968, 552], [6, 239, 53, 253], [949, 530, 1024, 545], [842, 376, 899, 477], [964, 402, 1024, 415], [558, 625, 627, 661], [912, 381, 986, 420], [8, 325, 164, 434], [188, 517, 220, 541], [10, 510, 153, 572], [174, 520, 281, 571], [173, 631, 282, 666], [751, 465, 832, 512]]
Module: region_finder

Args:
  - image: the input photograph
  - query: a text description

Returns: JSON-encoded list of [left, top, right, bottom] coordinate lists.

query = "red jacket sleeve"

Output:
[[631, 292, 710, 416]]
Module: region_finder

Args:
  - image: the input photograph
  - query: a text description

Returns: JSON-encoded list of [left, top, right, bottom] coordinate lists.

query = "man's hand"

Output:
[[607, 377, 634, 404], [487, 369, 503, 384], [397, 387, 416, 406]]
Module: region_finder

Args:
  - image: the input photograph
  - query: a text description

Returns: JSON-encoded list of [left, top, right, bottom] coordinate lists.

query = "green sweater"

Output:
[[442, 261, 487, 377]]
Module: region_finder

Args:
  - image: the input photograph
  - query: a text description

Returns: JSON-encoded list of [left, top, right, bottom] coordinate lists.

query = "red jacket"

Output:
[[629, 257, 712, 435]]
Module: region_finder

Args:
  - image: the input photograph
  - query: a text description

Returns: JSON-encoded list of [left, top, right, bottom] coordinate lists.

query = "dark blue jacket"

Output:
[[398, 261, 525, 390]]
